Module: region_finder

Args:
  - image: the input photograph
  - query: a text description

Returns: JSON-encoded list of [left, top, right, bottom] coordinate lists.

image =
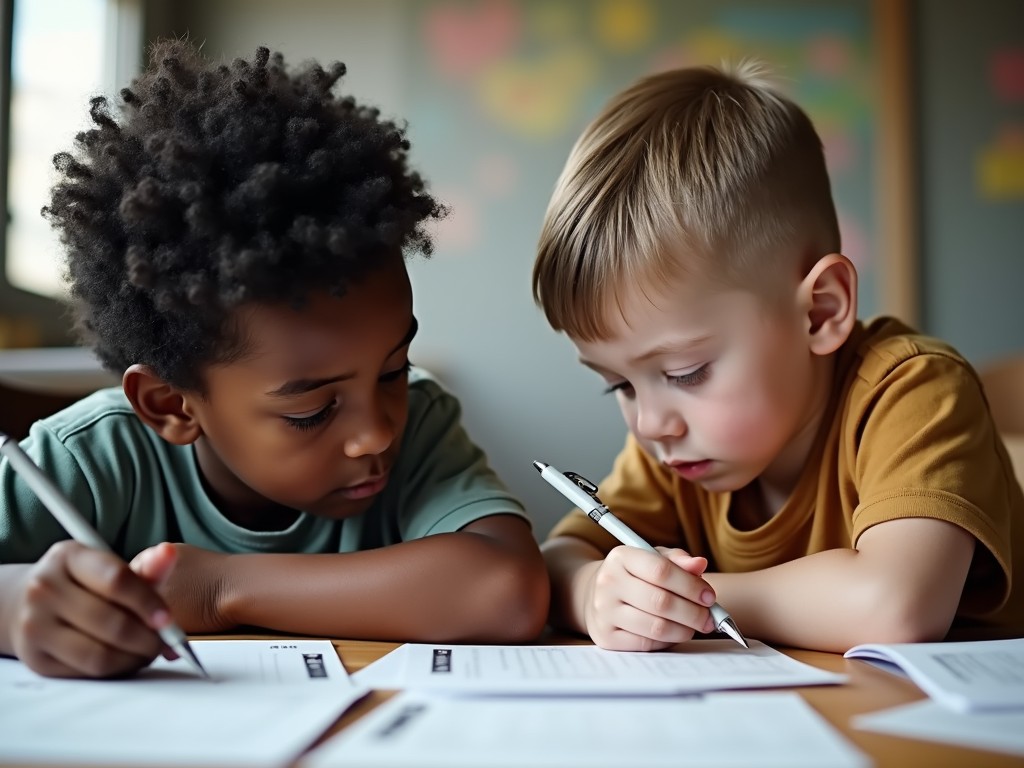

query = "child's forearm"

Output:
[[218, 519, 549, 643], [542, 537, 604, 635], [706, 529, 973, 653]]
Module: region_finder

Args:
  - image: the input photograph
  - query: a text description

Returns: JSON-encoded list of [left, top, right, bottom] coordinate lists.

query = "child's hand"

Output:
[[582, 545, 716, 651], [131, 543, 234, 634], [8, 540, 176, 678]]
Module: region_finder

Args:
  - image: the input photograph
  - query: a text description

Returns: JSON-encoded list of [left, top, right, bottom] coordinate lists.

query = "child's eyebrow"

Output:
[[630, 335, 712, 364], [265, 316, 419, 399]]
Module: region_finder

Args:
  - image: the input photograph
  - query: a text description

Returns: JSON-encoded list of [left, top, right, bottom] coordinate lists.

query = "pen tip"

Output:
[[719, 619, 750, 649], [532, 460, 548, 472]]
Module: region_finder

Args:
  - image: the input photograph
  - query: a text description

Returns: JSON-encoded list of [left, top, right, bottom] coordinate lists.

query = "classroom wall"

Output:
[[166, 0, 1023, 537], [916, 0, 1024, 366]]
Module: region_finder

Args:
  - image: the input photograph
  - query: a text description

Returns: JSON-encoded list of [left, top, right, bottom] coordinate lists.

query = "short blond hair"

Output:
[[533, 61, 840, 340]]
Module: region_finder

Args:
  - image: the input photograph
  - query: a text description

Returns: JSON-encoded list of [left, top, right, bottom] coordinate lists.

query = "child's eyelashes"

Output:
[[283, 402, 337, 432], [603, 381, 634, 396], [380, 360, 412, 383], [281, 362, 410, 432], [666, 364, 710, 387], [602, 364, 710, 395]]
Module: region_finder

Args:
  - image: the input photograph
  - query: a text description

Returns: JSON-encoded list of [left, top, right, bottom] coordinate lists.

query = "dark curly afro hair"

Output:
[[43, 39, 446, 391]]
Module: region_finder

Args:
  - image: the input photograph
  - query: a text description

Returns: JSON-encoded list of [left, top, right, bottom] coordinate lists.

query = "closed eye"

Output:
[[380, 360, 412, 383], [603, 380, 634, 397], [666, 364, 710, 387], [283, 401, 336, 432]]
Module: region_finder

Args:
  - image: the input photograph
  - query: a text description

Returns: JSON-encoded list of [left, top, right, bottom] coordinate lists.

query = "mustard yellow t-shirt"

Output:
[[548, 318, 1024, 640]]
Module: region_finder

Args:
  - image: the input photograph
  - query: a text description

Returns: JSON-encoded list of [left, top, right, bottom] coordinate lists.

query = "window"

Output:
[[4, 0, 140, 299]]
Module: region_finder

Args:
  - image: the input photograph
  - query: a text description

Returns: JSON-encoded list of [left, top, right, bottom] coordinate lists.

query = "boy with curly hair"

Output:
[[0, 40, 548, 678], [533, 62, 1023, 653]]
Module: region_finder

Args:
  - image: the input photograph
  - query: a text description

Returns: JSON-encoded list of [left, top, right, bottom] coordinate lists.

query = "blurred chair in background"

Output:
[[0, 348, 118, 439], [978, 355, 1024, 489]]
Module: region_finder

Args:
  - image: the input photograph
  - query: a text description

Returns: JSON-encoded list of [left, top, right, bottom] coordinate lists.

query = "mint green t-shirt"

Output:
[[0, 370, 527, 562]]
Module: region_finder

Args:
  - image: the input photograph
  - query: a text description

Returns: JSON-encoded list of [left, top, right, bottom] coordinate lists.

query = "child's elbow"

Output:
[[850, 587, 955, 646], [480, 556, 551, 642]]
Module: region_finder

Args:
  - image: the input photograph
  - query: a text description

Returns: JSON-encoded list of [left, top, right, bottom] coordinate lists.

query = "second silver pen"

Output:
[[533, 460, 749, 649]]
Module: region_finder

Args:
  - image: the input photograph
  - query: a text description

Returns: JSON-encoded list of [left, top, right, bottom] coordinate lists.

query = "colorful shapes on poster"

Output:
[[424, 0, 522, 80], [805, 35, 854, 78], [477, 47, 597, 138], [595, 0, 654, 53], [977, 124, 1024, 200], [990, 49, 1024, 103]]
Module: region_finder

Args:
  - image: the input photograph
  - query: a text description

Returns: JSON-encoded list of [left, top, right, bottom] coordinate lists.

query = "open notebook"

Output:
[[844, 637, 1024, 712]]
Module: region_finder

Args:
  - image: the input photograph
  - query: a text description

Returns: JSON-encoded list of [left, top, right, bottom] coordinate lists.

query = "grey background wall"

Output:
[[917, 0, 1024, 365], [159, 0, 1021, 536]]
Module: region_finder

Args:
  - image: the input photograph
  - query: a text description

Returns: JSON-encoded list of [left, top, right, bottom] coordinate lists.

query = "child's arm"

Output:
[[132, 513, 550, 642], [546, 516, 975, 654], [703, 516, 976, 652], [0, 541, 177, 677]]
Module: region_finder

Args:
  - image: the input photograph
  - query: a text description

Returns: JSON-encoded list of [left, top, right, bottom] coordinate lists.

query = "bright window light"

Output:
[[5, 0, 139, 298]]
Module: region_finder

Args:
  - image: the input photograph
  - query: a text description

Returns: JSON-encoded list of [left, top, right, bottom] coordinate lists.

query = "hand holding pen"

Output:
[[534, 460, 748, 650], [0, 432, 209, 679]]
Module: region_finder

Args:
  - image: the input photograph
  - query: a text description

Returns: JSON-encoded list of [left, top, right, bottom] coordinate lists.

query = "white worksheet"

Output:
[[302, 690, 869, 768], [0, 640, 366, 767], [354, 639, 844, 694], [855, 699, 1024, 757], [845, 637, 1024, 712]]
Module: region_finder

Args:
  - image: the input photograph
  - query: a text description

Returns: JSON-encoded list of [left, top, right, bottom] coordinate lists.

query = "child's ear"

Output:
[[122, 364, 202, 445], [796, 253, 857, 356]]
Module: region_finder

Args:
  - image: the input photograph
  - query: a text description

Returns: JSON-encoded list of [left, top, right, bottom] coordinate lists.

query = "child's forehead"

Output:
[[223, 264, 413, 356]]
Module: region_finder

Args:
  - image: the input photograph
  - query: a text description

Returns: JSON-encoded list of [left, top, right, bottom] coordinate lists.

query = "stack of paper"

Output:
[[303, 691, 869, 768], [353, 638, 845, 694], [298, 639, 867, 767], [846, 637, 1024, 757], [0, 640, 368, 767]]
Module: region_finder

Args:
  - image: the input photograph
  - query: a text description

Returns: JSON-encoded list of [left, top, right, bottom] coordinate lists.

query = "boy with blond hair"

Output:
[[533, 62, 1023, 653]]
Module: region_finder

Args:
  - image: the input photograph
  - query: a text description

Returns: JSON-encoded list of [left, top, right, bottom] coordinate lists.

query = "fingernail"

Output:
[[700, 590, 716, 606], [150, 609, 170, 628], [704, 616, 716, 633]]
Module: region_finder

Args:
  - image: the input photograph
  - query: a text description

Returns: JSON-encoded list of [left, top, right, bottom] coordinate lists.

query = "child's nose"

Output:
[[343, 398, 396, 457], [635, 397, 687, 441]]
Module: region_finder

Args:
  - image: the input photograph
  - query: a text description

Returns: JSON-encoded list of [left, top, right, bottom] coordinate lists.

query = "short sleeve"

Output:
[[394, 377, 528, 541], [547, 433, 685, 553], [851, 353, 1014, 614], [0, 425, 100, 563]]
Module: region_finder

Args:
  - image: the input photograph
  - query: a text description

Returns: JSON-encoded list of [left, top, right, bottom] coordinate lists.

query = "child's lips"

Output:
[[666, 460, 713, 480], [337, 473, 389, 500]]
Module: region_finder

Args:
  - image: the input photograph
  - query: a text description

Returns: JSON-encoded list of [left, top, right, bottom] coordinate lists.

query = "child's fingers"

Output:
[[62, 545, 172, 632], [597, 627, 677, 653], [41, 576, 166, 659], [37, 620, 155, 679], [664, 549, 708, 576], [613, 546, 717, 607], [613, 577, 715, 636]]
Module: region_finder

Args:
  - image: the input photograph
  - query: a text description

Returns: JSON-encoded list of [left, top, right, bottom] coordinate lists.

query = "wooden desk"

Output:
[[2, 636, 1019, 768]]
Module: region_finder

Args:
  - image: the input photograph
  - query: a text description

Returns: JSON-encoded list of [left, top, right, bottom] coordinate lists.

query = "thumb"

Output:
[[130, 542, 178, 588]]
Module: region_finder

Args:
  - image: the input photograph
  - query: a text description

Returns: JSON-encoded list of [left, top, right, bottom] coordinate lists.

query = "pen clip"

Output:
[[563, 471, 602, 502]]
